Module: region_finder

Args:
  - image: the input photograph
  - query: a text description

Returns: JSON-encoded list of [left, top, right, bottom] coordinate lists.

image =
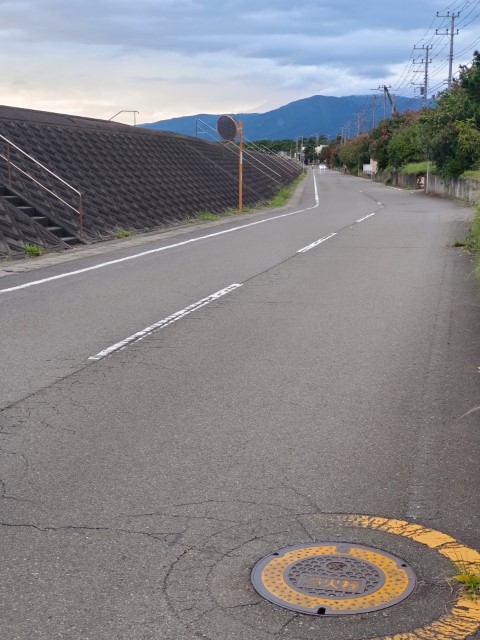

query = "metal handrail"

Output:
[[195, 118, 294, 185], [0, 133, 84, 238]]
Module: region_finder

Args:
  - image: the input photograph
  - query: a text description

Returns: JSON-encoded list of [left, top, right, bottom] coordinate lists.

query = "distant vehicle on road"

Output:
[[318, 163, 328, 171]]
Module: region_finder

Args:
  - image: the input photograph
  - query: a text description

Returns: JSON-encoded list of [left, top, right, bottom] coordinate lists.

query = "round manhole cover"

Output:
[[251, 543, 416, 616]]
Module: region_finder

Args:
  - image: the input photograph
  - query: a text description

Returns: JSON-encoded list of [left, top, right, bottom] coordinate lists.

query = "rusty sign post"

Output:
[[238, 120, 243, 213]]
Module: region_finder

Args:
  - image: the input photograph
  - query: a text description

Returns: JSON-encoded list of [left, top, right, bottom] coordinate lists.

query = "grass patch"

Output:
[[196, 210, 217, 221], [401, 161, 437, 175], [268, 174, 305, 208], [466, 204, 480, 280], [461, 169, 480, 180], [114, 228, 133, 238], [23, 243, 43, 257], [453, 203, 480, 281], [453, 561, 480, 599], [464, 204, 480, 252]]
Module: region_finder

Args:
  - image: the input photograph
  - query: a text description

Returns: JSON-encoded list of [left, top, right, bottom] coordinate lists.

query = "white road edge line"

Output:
[[297, 233, 337, 253], [356, 212, 376, 223], [1, 172, 320, 295], [88, 283, 242, 361]]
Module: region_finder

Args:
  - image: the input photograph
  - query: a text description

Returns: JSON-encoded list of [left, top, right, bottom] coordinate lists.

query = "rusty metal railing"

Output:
[[0, 133, 84, 239]]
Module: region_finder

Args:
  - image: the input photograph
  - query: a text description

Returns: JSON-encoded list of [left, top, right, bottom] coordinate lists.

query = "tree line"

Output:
[[244, 136, 329, 163], [322, 51, 480, 179]]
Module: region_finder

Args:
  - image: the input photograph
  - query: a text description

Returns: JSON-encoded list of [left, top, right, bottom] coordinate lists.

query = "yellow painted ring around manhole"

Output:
[[251, 514, 480, 640], [342, 515, 480, 640]]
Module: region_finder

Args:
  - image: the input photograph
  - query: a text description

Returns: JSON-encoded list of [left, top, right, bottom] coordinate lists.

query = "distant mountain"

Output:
[[139, 94, 426, 141]]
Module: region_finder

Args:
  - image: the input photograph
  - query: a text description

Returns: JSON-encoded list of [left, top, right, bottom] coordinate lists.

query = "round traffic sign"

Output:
[[217, 115, 238, 141]]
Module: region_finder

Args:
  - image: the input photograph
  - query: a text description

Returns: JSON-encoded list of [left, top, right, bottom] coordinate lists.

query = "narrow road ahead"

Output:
[[1, 169, 479, 640]]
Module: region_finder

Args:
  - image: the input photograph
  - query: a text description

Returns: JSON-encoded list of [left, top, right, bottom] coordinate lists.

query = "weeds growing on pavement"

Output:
[[114, 228, 133, 238], [451, 203, 480, 281], [196, 210, 217, 221], [23, 243, 43, 257], [465, 204, 480, 280], [453, 561, 480, 599], [268, 173, 305, 208], [465, 203, 480, 248]]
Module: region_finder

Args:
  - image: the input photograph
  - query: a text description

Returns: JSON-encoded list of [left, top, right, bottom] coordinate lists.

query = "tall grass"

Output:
[[461, 169, 480, 180], [268, 173, 305, 208], [401, 162, 437, 175], [465, 203, 480, 280]]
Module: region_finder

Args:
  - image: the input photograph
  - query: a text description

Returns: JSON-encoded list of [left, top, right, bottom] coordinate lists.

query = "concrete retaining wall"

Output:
[[423, 175, 480, 203], [383, 171, 479, 204]]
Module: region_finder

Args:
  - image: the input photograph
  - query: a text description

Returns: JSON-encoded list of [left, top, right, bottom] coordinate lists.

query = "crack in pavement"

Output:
[[0, 521, 186, 543]]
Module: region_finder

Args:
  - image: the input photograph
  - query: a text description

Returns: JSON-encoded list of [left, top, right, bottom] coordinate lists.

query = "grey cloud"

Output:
[[134, 74, 215, 85], [3, 5, 460, 115], [0, 0, 441, 53]]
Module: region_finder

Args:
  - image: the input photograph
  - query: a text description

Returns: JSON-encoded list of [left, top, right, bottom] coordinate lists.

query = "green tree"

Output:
[[245, 139, 296, 154], [387, 111, 423, 169], [338, 134, 370, 174], [416, 51, 480, 177], [368, 119, 395, 171], [368, 111, 421, 171], [303, 136, 317, 163], [456, 118, 480, 168], [322, 137, 342, 168]]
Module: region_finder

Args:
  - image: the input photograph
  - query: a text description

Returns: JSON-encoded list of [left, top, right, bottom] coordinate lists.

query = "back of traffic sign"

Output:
[[217, 115, 238, 141]]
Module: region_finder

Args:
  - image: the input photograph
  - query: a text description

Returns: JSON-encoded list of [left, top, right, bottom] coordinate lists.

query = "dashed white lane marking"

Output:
[[89, 284, 242, 361], [313, 168, 319, 204], [297, 233, 337, 253], [356, 212, 376, 223], [0, 174, 321, 295]]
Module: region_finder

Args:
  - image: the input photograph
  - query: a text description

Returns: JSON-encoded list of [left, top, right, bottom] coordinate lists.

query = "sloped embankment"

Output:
[[0, 106, 301, 258]]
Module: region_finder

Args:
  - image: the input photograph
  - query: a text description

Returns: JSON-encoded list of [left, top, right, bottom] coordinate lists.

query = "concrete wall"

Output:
[[423, 175, 480, 203], [383, 171, 479, 204]]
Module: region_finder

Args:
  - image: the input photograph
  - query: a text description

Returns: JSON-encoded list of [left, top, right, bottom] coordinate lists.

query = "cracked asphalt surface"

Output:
[[1, 169, 479, 639]]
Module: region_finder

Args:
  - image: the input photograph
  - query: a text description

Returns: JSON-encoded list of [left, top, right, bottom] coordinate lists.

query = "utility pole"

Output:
[[378, 85, 397, 117], [436, 11, 460, 89], [371, 93, 379, 127], [413, 45, 432, 106], [355, 111, 366, 135], [375, 85, 394, 119]]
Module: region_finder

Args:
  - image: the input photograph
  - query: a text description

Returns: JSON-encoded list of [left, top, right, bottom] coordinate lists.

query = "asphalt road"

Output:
[[1, 169, 479, 640]]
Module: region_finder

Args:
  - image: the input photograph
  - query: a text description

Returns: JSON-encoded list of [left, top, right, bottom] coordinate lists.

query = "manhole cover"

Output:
[[251, 543, 416, 616]]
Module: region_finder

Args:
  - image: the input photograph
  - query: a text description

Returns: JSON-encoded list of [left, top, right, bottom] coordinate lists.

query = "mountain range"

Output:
[[140, 94, 425, 141]]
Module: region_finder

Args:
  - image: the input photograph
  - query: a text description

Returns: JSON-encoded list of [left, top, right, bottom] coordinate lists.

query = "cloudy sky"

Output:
[[1, 0, 479, 124]]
